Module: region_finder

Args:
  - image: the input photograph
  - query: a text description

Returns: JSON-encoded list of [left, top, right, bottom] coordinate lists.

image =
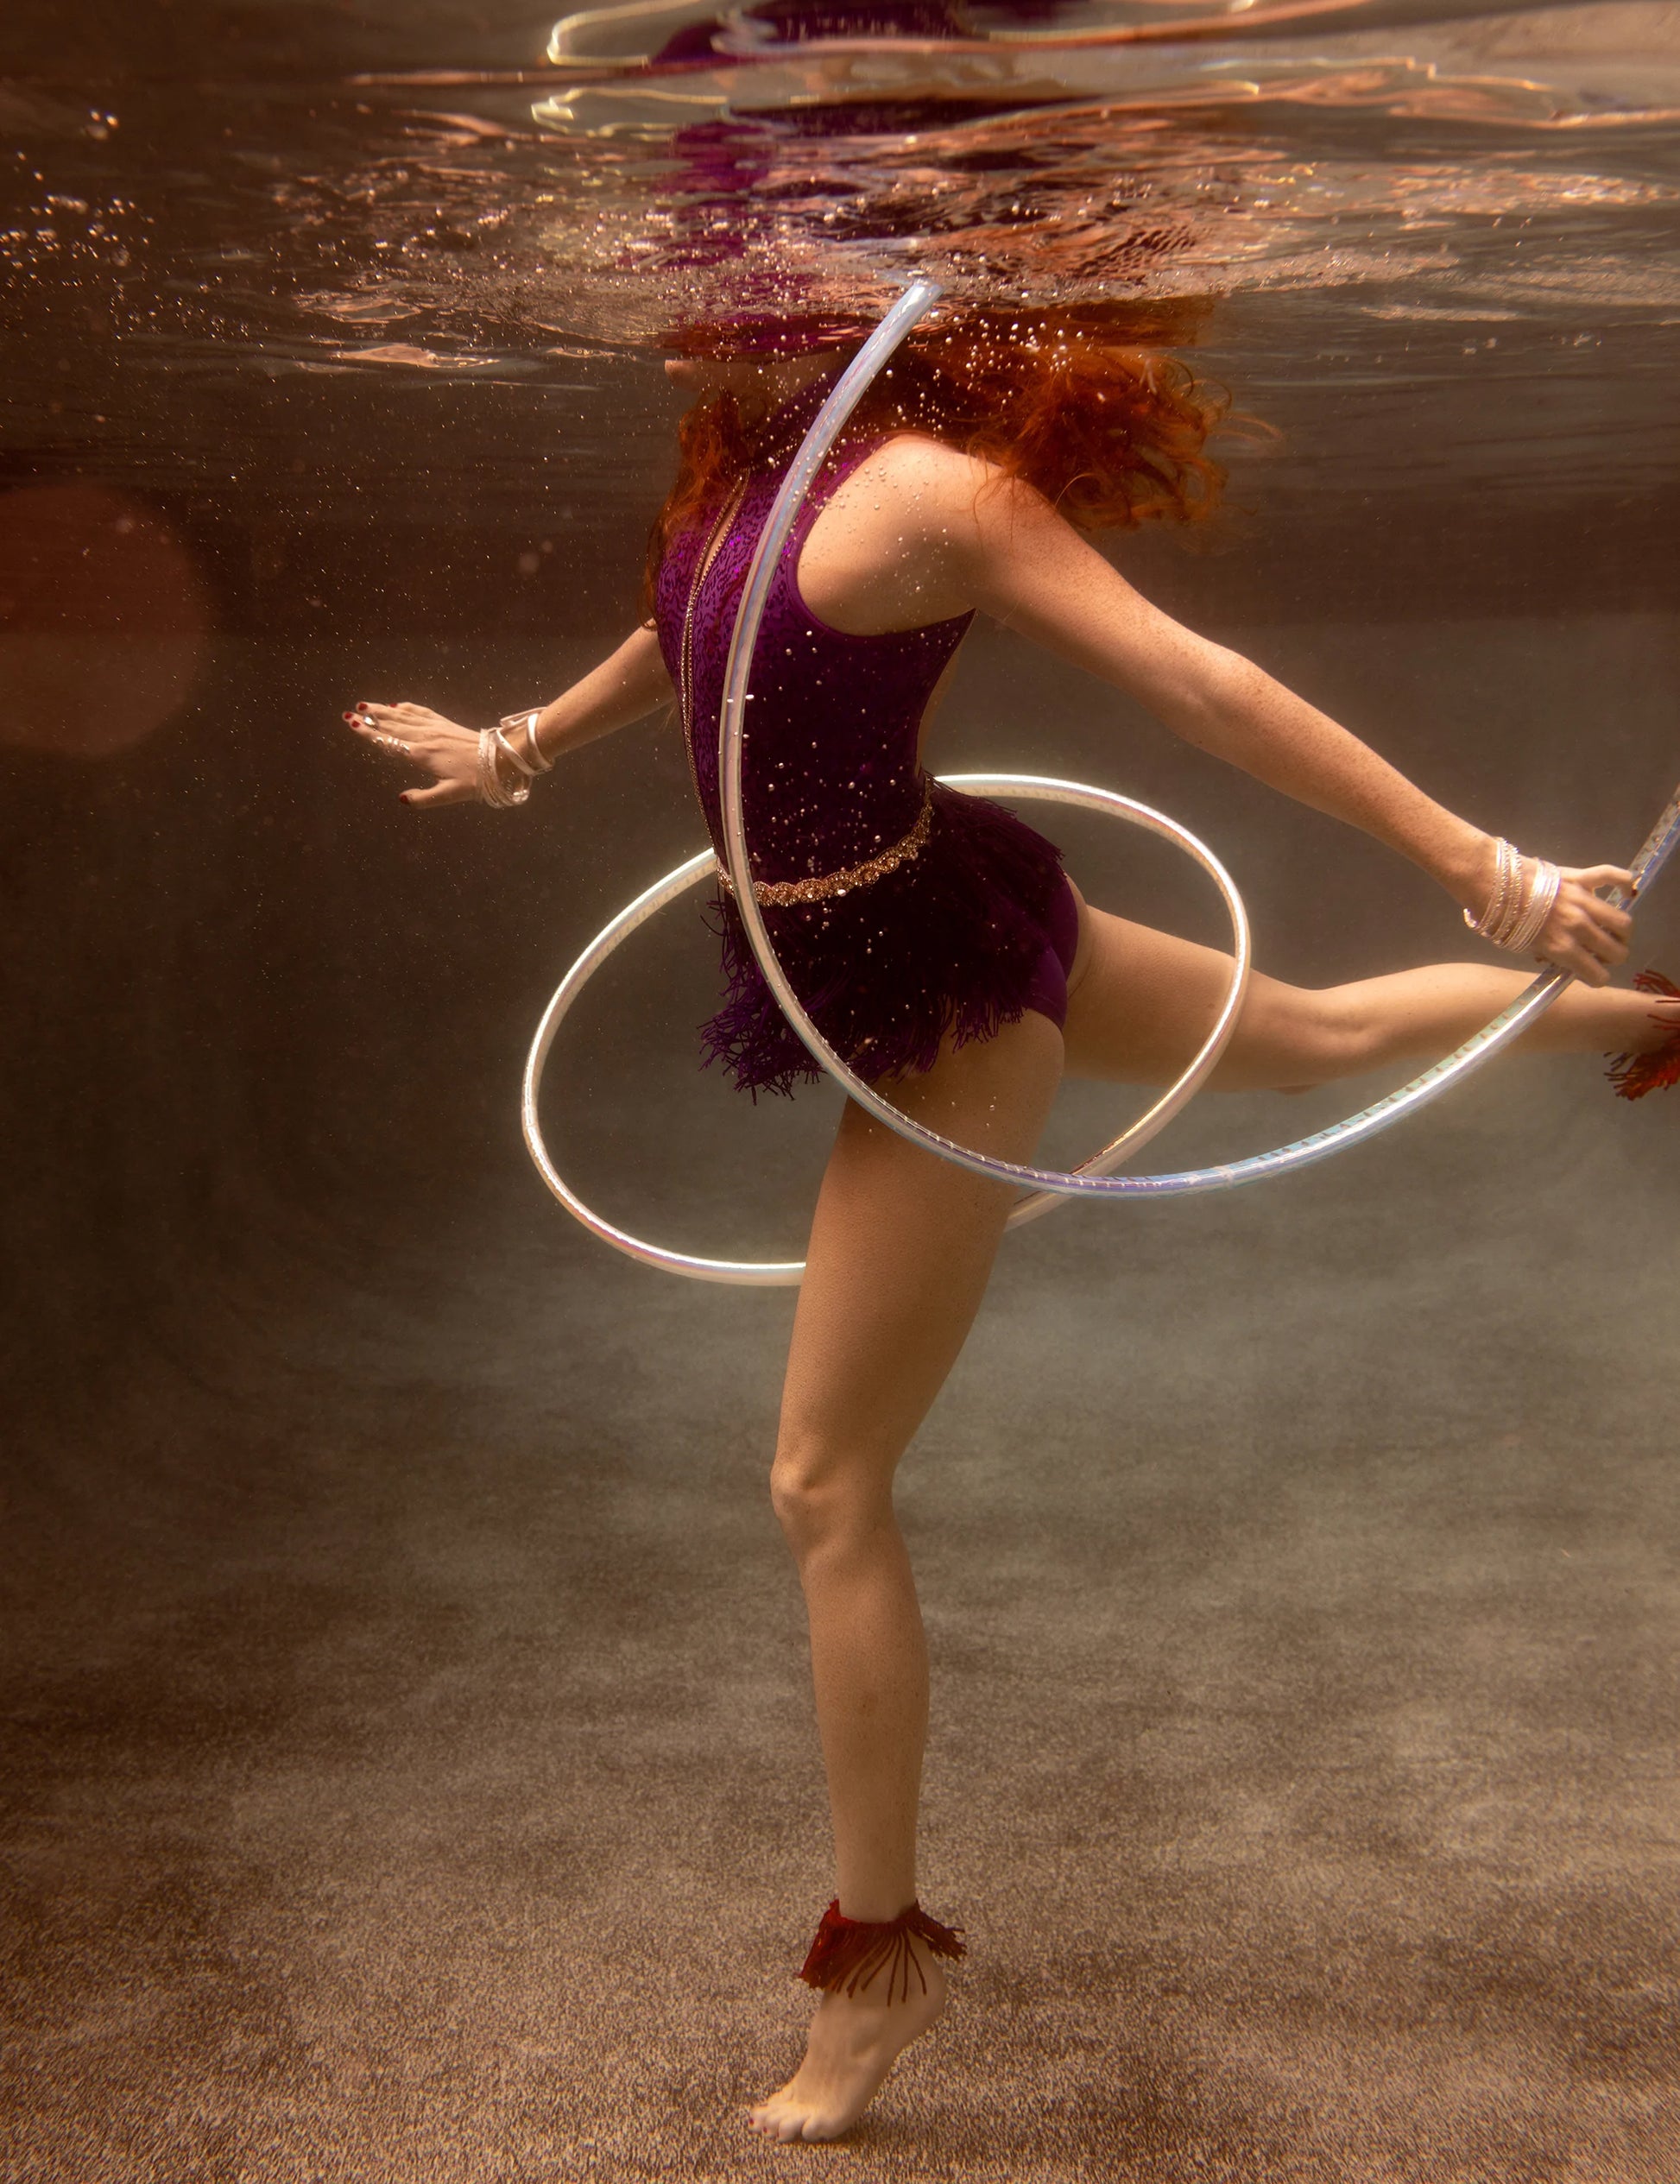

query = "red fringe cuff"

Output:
[[798, 1898, 967, 2002], [1606, 969, 1680, 1100]]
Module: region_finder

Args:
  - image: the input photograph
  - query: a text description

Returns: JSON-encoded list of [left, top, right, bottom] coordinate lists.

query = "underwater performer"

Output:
[[344, 306, 1680, 2143]]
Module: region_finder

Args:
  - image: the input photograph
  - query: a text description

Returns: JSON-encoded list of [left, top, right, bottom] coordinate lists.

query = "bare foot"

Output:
[[747, 1946, 948, 2143]]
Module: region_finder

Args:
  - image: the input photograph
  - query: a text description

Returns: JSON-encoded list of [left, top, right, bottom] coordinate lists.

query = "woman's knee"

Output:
[[1244, 980, 1372, 1084], [769, 1436, 887, 1559]]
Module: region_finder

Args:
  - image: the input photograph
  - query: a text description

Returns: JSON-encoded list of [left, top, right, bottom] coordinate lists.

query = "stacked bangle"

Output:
[[492, 725, 539, 781], [500, 708, 553, 773], [476, 708, 553, 808], [477, 726, 529, 808], [1463, 836, 1562, 953], [1505, 860, 1562, 950]]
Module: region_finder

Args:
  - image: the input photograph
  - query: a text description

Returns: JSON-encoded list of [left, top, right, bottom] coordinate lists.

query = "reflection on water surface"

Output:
[[3, 0, 1676, 548]]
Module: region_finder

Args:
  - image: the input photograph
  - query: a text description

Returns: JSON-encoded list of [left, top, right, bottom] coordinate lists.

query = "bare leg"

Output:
[[1062, 908, 1680, 1091], [748, 1010, 1064, 2144], [748, 900, 1674, 2143]]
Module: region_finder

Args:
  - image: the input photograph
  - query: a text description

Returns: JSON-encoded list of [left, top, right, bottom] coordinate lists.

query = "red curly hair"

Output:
[[646, 300, 1232, 608]]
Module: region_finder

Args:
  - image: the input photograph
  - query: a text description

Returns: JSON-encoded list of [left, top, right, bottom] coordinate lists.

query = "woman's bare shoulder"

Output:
[[849, 431, 1006, 493], [838, 433, 1055, 546]]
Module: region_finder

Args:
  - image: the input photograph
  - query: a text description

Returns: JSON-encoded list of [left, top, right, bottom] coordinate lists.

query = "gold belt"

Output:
[[718, 778, 935, 907]]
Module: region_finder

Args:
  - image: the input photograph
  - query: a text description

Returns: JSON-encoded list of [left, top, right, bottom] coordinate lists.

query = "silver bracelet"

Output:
[[477, 726, 529, 808], [1463, 836, 1520, 944], [492, 725, 540, 781], [499, 708, 553, 773], [1506, 859, 1561, 953], [1462, 839, 1560, 954]]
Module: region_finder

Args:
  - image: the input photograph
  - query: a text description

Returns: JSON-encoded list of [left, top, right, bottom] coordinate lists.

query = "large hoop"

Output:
[[521, 774, 1251, 1285], [711, 280, 1680, 1206], [521, 279, 1680, 1273]]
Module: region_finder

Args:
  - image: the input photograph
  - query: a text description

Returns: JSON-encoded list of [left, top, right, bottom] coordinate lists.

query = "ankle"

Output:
[[799, 1897, 966, 2004], [845, 1938, 948, 2010], [836, 1884, 917, 1923]]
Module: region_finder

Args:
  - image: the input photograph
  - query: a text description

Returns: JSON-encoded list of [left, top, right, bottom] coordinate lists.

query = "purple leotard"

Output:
[[654, 378, 1078, 1097]]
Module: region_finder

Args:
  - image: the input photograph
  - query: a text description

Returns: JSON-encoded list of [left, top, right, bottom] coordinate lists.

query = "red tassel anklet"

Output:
[[1606, 969, 1680, 1100], [799, 1899, 967, 2003]]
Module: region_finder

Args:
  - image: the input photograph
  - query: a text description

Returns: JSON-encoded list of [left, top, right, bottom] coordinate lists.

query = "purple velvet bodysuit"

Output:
[[654, 381, 1077, 1097]]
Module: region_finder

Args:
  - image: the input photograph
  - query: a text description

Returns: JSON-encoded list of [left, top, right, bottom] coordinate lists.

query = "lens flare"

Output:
[[0, 483, 212, 757]]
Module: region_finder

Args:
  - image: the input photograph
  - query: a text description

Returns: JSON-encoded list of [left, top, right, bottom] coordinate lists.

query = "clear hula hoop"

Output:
[[522, 278, 1680, 1279], [711, 278, 1680, 1204], [521, 777, 1249, 1284]]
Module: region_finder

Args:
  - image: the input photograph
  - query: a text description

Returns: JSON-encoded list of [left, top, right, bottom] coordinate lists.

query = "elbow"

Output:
[[1162, 641, 1266, 755], [1159, 643, 1256, 753]]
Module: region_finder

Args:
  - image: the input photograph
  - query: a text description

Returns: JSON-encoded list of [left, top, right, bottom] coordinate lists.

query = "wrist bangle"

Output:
[[492, 724, 540, 781], [1462, 839, 1559, 954], [500, 708, 553, 773], [1463, 836, 1521, 942], [1506, 860, 1560, 953], [477, 726, 529, 808]]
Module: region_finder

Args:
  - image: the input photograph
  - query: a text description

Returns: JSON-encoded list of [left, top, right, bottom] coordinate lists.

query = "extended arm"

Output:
[[975, 494, 1494, 898], [346, 623, 673, 809], [833, 443, 1631, 983]]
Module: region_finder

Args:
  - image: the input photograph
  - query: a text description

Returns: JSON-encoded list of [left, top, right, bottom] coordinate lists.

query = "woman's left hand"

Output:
[[1532, 861, 1636, 987], [344, 700, 482, 807]]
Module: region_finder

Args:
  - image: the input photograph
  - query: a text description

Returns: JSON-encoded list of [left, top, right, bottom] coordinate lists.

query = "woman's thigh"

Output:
[[1061, 903, 1334, 1092], [776, 1009, 1064, 1488]]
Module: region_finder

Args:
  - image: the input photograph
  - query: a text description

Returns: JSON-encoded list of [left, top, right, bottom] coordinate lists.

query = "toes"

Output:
[[747, 2096, 840, 2145], [745, 2104, 803, 2144]]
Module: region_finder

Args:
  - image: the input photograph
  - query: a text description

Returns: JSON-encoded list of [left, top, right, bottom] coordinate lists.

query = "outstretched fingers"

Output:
[[344, 703, 408, 751], [342, 698, 480, 806]]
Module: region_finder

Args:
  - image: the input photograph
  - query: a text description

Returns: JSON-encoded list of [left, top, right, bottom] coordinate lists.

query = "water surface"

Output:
[[5, 0, 1676, 555]]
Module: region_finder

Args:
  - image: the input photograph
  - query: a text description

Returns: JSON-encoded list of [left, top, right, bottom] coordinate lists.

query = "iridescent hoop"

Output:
[[711, 281, 1680, 1201], [523, 277, 1680, 1278], [521, 774, 1251, 1286]]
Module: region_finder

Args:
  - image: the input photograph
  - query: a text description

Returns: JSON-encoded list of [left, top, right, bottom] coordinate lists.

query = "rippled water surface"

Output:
[[4, 0, 1677, 539]]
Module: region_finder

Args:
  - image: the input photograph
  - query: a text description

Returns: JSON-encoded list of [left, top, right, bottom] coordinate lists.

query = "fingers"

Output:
[[1569, 899, 1629, 958], [1583, 899, 1633, 943], [1572, 863, 1637, 897], [1544, 940, 1613, 988], [344, 701, 417, 751], [344, 698, 479, 808], [1570, 876, 1634, 963], [360, 699, 464, 737], [1523, 863, 1642, 987], [1541, 925, 1619, 986], [344, 700, 454, 740], [1539, 907, 1623, 985]]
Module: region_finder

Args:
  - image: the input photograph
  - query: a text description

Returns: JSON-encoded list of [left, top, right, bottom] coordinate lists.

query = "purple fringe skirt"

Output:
[[699, 784, 1071, 1098]]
